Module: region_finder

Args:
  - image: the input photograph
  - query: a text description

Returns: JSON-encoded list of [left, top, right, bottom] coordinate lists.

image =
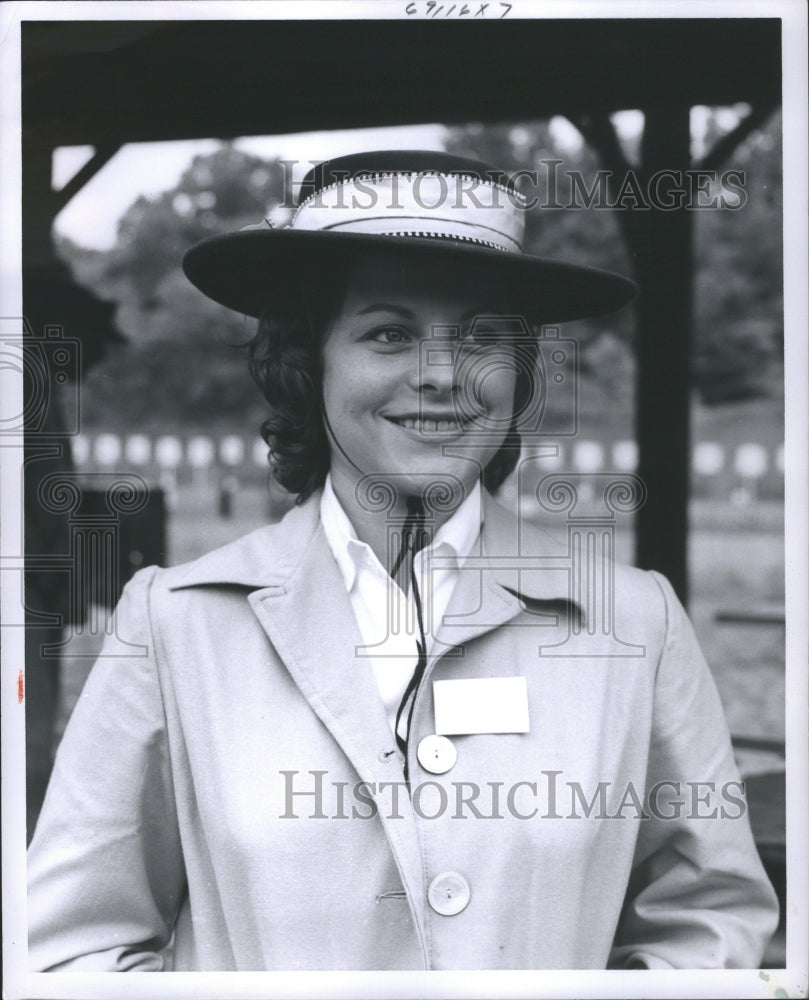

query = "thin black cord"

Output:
[[393, 497, 430, 782]]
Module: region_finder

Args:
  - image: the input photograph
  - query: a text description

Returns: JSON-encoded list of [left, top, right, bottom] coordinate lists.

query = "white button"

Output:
[[428, 872, 470, 916], [417, 734, 457, 774]]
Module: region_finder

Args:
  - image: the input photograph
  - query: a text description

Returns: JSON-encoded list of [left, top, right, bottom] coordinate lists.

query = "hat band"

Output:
[[291, 173, 525, 254]]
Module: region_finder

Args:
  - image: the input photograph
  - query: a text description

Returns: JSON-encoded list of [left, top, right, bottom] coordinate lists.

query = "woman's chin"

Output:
[[356, 465, 478, 507]]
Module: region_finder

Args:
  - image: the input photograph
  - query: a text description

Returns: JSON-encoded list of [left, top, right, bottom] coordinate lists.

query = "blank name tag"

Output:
[[432, 677, 530, 735]]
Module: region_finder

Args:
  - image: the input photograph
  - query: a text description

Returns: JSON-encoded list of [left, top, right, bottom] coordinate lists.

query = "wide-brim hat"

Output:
[[183, 150, 636, 323]]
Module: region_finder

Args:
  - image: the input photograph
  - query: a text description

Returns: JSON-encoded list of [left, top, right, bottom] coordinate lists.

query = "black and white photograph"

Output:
[[1, 2, 807, 998]]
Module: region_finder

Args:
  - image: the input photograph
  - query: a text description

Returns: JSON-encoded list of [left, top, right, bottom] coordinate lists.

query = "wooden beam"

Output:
[[21, 20, 782, 148], [568, 108, 694, 603], [632, 105, 694, 603], [695, 102, 779, 173], [52, 143, 122, 213], [570, 102, 783, 605]]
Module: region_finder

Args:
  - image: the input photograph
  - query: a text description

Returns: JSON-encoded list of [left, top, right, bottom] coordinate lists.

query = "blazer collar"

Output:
[[167, 489, 580, 611], [167, 497, 321, 591]]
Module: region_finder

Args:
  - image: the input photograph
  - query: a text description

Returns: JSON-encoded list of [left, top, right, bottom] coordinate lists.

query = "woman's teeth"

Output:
[[394, 417, 466, 432]]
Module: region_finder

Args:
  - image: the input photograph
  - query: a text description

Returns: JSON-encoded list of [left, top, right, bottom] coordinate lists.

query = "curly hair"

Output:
[[246, 273, 537, 503]]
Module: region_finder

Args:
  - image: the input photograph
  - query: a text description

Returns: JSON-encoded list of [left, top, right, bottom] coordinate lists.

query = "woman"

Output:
[[27, 150, 778, 971]]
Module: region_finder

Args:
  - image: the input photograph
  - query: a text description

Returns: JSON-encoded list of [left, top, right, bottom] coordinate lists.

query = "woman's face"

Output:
[[321, 255, 520, 503]]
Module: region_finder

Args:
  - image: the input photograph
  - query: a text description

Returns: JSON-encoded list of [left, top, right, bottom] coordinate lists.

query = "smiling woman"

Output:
[[26, 150, 778, 972], [247, 254, 533, 517]]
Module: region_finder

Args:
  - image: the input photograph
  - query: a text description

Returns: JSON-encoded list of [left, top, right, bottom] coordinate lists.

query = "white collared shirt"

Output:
[[320, 474, 482, 739]]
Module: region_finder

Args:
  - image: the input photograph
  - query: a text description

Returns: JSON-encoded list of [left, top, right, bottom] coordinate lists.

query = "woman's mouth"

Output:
[[386, 414, 476, 434]]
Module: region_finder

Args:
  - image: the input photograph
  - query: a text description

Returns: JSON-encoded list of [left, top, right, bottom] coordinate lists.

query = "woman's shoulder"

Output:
[[488, 492, 666, 582], [142, 494, 322, 595], [486, 493, 672, 630]]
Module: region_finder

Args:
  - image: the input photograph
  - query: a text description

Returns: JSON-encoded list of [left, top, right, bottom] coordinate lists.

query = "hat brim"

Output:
[[182, 228, 636, 323]]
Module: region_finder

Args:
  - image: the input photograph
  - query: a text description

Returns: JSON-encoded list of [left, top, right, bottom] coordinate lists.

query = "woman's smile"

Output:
[[383, 411, 478, 436]]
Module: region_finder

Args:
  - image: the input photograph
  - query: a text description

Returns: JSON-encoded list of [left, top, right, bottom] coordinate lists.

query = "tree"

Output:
[[692, 109, 783, 403], [60, 145, 291, 431], [444, 111, 783, 406]]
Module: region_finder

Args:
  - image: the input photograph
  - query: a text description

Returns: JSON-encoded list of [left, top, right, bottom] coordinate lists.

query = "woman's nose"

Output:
[[414, 337, 460, 395]]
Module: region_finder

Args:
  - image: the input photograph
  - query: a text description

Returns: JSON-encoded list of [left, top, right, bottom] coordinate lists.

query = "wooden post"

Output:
[[22, 140, 67, 840], [569, 103, 778, 607], [633, 105, 693, 604]]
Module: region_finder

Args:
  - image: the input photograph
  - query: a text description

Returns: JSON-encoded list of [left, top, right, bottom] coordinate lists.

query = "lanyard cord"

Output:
[[392, 497, 430, 782]]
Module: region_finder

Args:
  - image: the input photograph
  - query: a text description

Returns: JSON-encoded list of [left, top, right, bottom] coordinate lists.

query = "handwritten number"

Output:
[[403, 0, 509, 15]]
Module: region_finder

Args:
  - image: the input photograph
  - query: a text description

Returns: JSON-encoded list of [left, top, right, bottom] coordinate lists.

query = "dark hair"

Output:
[[246, 272, 536, 503]]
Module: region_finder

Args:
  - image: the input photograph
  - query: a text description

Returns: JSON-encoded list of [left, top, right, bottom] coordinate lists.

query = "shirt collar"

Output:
[[166, 489, 582, 622], [320, 474, 482, 593]]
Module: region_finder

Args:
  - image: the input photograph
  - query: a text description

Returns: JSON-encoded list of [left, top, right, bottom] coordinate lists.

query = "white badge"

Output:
[[432, 677, 530, 735]]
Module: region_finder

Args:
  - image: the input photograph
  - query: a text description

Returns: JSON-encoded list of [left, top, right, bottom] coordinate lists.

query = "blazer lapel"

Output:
[[245, 508, 429, 956], [168, 499, 400, 779], [247, 525, 395, 775], [434, 493, 577, 651]]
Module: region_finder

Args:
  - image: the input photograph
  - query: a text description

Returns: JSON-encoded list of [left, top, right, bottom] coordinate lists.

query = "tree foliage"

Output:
[[62, 146, 290, 431], [692, 111, 783, 403]]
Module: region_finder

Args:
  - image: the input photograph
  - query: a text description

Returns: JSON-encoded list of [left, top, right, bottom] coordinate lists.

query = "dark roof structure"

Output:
[[23, 18, 780, 146]]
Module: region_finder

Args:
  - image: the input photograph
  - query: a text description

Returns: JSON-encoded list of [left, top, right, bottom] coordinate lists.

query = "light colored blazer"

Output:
[[27, 491, 778, 971]]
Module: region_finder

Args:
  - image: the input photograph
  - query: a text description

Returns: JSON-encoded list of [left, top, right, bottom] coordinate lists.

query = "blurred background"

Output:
[[19, 17, 785, 963]]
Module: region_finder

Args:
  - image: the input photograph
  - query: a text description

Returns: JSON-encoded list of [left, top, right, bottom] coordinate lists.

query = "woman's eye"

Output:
[[369, 326, 411, 345]]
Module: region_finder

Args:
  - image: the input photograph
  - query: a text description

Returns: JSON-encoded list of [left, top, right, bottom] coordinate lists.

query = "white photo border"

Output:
[[2, 2, 806, 998]]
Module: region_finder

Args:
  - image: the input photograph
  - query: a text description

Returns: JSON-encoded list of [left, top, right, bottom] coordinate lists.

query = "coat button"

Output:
[[427, 872, 470, 915], [417, 734, 457, 774]]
